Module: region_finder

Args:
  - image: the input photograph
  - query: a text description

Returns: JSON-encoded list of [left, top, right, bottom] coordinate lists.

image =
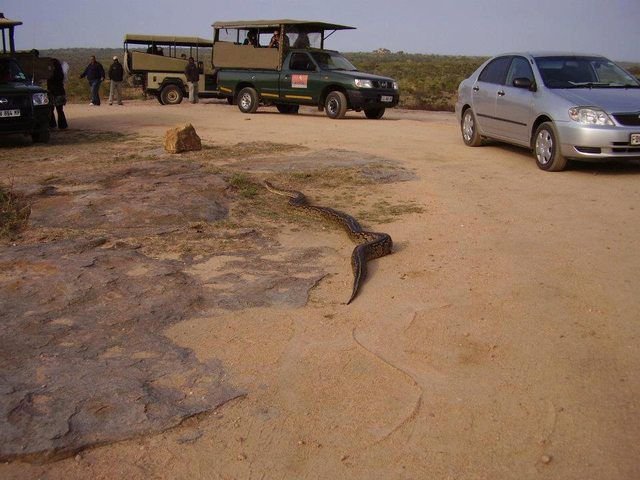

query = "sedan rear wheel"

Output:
[[461, 108, 482, 146], [533, 122, 568, 171]]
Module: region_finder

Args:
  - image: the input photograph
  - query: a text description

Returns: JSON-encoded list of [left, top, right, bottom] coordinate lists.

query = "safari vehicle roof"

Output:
[[124, 34, 213, 46], [212, 19, 355, 31], [0, 13, 23, 29]]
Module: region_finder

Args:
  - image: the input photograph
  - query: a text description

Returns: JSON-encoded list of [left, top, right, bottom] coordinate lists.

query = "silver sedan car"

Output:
[[455, 52, 640, 171]]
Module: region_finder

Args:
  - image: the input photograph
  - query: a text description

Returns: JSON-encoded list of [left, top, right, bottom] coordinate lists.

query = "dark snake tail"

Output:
[[264, 181, 392, 304]]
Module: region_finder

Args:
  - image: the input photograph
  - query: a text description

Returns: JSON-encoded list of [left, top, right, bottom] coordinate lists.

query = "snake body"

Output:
[[264, 181, 392, 304]]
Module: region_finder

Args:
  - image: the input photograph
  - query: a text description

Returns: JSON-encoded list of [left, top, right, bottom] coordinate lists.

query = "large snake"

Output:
[[264, 181, 393, 304]]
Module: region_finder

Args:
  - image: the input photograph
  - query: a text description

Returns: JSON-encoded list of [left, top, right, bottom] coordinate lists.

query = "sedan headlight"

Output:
[[32, 93, 49, 106], [568, 107, 614, 126], [354, 79, 373, 88], [392, 81, 399, 90]]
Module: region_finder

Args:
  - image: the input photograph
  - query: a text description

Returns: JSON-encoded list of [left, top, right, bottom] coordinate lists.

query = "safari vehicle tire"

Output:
[[31, 127, 50, 143], [160, 84, 183, 105], [276, 104, 299, 114], [533, 122, 568, 172], [238, 87, 259, 114], [461, 108, 482, 147], [364, 107, 385, 119], [325, 91, 347, 119]]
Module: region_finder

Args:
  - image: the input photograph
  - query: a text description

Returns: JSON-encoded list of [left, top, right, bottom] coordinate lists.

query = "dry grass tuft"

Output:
[[0, 185, 31, 239]]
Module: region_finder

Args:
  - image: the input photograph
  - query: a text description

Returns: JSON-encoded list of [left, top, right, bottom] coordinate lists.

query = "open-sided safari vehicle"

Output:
[[212, 19, 400, 119], [123, 34, 228, 104]]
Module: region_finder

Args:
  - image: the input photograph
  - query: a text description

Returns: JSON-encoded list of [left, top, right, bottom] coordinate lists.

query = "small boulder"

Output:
[[164, 124, 202, 154]]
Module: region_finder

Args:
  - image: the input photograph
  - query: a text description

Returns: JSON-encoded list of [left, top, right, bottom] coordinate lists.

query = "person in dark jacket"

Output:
[[79, 55, 105, 105], [108, 56, 124, 105], [184, 57, 199, 104], [47, 58, 68, 129]]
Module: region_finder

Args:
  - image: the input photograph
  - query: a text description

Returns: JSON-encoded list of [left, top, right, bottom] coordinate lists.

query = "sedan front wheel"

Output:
[[533, 122, 568, 171]]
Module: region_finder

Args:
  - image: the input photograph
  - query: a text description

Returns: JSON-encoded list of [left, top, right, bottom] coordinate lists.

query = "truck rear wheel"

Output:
[[160, 84, 183, 105], [276, 104, 299, 114], [238, 87, 259, 113], [364, 107, 385, 119], [325, 91, 347, 119]]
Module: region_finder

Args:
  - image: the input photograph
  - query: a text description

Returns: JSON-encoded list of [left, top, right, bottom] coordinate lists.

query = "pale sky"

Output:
[[4, 0, 640, 61]]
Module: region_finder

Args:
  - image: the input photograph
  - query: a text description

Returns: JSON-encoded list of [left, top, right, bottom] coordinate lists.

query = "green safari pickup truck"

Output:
[[213, 20, 400, 119]]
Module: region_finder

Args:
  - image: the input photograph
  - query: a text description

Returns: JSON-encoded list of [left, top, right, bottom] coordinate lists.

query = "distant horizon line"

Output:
[[17, 45, 640, 64]]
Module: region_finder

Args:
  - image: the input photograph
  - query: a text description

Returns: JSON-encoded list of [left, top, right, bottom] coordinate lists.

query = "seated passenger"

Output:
[[243, 30, 258, 47], [293, 32, 310, 49], [268, 30, 289, 49]]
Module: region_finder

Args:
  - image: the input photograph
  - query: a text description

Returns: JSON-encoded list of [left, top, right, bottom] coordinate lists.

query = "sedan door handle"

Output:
[[472, 86, 479, 92], [497, 90, 505, 96]]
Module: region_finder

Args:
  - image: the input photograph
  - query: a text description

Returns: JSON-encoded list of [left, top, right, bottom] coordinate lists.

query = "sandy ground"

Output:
[[1, 100, 639, 479]]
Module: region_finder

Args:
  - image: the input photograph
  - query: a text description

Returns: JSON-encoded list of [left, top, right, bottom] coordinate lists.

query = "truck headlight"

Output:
[[32, 93, 49, 106], [568, 107, 614, 126], [393, 81, 399, 90], [354, 79, 373, 88]]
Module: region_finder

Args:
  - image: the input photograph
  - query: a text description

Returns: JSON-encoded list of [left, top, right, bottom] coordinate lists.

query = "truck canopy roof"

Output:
[[124, 34, 213, 47], [212, 19, 355, 31]]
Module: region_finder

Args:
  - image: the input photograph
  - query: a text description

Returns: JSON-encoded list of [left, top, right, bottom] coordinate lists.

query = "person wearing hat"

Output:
[[108, 56, 124, 105]]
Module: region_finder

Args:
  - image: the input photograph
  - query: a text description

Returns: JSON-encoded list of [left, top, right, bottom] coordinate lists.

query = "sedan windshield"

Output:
[[0, 59, 28, 84], [309, 51, 357, 71], [535, 56, 640, 89]]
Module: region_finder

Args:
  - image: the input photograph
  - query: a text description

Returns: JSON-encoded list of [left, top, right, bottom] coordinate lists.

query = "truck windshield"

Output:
[[535, 56, 640, 89], [309, 51, 357, 71], [0, 59, 28, 84]]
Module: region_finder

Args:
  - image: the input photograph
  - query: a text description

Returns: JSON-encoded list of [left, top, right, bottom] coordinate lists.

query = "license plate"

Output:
[[631, 133, 640, 146], [380, 95, 393, 103], [0, 109, 20, 118]]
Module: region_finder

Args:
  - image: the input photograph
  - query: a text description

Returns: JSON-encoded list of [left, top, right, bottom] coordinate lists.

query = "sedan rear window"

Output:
[[535, 56, 640, 89]]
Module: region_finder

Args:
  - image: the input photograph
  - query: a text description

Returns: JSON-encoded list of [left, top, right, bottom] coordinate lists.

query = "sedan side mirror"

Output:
[[513, 77, 536, 91]]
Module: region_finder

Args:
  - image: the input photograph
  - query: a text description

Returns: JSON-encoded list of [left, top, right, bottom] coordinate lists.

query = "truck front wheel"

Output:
[[160, 85, 183, 105], [325, 91, 347, 119], [238, 87, 259, 114], [364, 107, 385, 119]]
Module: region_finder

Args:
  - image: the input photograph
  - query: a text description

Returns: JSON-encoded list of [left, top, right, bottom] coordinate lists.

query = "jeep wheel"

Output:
[[276, 104, 299, 114], [31, 127, 50, 143], [238, 87, 259, 113], [160, 85, 183, 105], [364, 107, 385, 119], [325, 91, 347, 119]]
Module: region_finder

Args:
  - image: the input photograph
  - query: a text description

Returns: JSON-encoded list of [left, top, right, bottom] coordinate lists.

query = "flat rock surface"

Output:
[[1, 101, 639, 479]]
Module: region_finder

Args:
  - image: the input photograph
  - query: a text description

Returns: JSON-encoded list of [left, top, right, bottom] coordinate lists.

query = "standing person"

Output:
[[47, 58, 68, 129], [108, 56, 124, 105], [184, 57, 199, 104], [79, 55, 105, 106]]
